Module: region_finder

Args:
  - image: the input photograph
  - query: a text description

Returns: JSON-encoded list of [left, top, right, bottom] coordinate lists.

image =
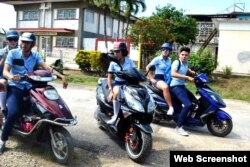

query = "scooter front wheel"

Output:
[[125, 126, 152, 163], [49, 126, 74, 164], [207, 118, 233, 137]]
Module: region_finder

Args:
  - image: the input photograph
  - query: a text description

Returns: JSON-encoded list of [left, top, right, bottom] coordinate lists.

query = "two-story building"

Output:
[[3, 0, 137, 62]]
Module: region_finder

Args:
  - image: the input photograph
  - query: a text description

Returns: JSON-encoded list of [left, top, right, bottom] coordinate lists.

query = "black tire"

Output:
[[50, 127, 74, 164], [207, 118, 233, 137], [125, 127, 152, 163]]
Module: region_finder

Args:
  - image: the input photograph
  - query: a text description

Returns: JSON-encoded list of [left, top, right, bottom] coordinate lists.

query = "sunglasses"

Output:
[[161, 48, 170, 51], [7, 38, 18, 42]]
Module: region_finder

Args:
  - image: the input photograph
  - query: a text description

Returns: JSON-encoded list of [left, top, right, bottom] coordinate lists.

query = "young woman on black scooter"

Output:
[[106, 42, 136, 124]]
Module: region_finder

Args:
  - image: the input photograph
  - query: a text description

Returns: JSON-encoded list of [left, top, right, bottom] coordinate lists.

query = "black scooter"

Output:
[[94, 53, 155, 163]]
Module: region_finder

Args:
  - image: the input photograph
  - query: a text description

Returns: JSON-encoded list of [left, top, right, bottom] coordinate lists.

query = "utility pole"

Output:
[[138, 34, 142, 69]]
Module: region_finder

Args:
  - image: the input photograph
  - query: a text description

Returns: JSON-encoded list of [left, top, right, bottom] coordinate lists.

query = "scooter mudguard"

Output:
[[216, 109, 232, 120], [135, 123, 153, 133]]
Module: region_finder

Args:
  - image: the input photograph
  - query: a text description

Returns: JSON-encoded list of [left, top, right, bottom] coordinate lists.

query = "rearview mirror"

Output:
[[12, 58, 24, 66]]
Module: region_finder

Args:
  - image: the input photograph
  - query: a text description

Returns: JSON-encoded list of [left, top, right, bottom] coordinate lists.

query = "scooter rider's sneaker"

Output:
[[175, 127, 189, 136], [0, 139, 6, 154], [167, 107, 174, 115]]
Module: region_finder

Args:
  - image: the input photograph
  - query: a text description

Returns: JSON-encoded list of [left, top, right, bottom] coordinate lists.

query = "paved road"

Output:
[[53, 83, 250, 167]]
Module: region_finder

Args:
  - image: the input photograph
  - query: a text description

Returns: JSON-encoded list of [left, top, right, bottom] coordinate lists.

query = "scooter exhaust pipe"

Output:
[[13, 117, 77, 136]]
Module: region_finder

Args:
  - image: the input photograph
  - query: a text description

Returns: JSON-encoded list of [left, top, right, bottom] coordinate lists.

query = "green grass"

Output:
[[62, 70, 99, 86], [67, 75, 99, 86], [186, 76, 250, 103], [63, 70, 250, 103]]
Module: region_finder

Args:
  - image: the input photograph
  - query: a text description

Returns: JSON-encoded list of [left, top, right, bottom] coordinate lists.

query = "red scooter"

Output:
[[4, 60, 77, 164]]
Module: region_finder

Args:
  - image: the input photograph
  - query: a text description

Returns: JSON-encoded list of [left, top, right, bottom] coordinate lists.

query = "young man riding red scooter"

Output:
[[0, 32, 67, 154]]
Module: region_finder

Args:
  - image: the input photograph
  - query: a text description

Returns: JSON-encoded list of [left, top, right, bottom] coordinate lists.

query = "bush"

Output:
[[74, 50, 110, 76], [74, 50, 92, 71], [189, 49, 217, 76], [222, 66, 232, 78]]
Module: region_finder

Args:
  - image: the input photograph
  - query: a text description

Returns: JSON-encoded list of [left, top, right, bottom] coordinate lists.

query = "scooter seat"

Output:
[[147, 82, 181, 105], [147, 82, 164, 97]]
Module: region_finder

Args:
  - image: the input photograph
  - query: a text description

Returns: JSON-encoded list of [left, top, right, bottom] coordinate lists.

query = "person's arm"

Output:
[[147, 70, 157, 85], [188, 68, 196, 76], [40, 62, 68, 89], [107, 73, 113, 92], [3, 63, 20, 81], [146, 57, 158, 84], [0, 49, 7, 66], [171, 61, 194, 82], [107, 62, 115, 92], [172, 69, 194, 82]]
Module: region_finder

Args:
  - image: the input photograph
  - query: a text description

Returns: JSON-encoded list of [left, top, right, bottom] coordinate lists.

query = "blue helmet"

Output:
[[6, 30, 19, 39], [161, 43, 172, 51], [20, 32, 36, 42]]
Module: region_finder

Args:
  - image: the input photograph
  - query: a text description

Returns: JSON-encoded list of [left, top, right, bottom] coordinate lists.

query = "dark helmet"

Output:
[[113, 42, 127, 51], [20, 32, 36, 42], [161, 42, 172, 51], [6, 30, 19, 39]]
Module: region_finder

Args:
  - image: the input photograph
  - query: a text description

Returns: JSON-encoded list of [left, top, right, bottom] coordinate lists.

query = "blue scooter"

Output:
[[145, 73, 233, 137]]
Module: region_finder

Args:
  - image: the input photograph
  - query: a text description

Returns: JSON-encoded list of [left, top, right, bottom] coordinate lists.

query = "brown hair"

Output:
[[179, 46, 190, 53]]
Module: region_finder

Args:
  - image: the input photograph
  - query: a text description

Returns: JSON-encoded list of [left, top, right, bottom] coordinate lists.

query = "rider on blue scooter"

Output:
[[170, 46, 196, 136]]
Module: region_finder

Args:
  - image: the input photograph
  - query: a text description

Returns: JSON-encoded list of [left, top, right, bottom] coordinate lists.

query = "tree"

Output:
[[153, 4, 198, 45], [86, 0, 147, 44], [88, 0, 119, 52], [128, 16, 174, 56], [127, 4, 198, 61], [122, 0, 146, 38]]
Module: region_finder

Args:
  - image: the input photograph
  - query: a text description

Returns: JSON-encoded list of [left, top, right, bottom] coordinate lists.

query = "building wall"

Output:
[[53, 8, 79, 30], [83, 9, 99, 33], [216, 21, 250, 75], [8, 1, 136, 64]]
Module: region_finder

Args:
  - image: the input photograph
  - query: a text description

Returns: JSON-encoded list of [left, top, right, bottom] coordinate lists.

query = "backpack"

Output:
[[164, 59, 181, 85]]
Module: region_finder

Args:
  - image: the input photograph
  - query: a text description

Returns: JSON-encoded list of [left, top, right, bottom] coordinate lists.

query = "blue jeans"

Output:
[[1, 86, 30, 141], [170, 85, 193, 127]]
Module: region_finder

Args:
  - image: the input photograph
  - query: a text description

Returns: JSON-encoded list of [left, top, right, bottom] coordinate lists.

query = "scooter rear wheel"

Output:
[[207, 118, 233, 137], [50, 127, 74, 164]]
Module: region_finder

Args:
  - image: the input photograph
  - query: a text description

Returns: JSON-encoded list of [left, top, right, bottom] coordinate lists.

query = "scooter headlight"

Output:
[[44, 89, 59, 100], [124, 91, 145, 112]]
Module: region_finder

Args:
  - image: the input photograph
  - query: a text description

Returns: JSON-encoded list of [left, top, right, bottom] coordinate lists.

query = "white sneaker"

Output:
[[175, 127, 189, 136], [167, 107, 174, 115]]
